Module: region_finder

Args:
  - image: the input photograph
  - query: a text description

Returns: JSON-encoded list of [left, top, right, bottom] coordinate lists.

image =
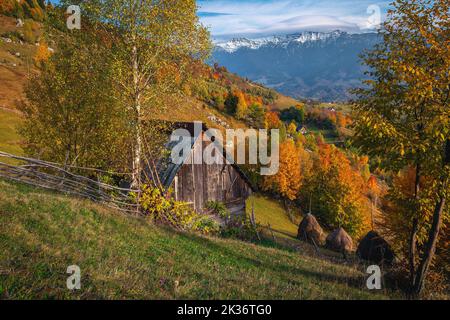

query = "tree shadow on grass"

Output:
[[173, 232, 370, 294]]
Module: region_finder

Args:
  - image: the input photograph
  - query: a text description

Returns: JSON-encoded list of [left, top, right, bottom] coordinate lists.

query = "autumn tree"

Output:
[[213, 94, 225, 111], [280, 105, 305, 126], [1, 0, 45, 19], [234, 90, 248, 119], [19, 23, 128, 170], [353, 0, 449, 294], [287, 121, 297, 136], [382, 167, 446, 260], [33, 41, 51, 66], [262, 139, 302, 201], [0, 0, 15, 14], [336, 112, 349, 128], [265, 111, 281, 130], [302, 144, 371, 238], [75, 0, 211, 188], [225, 91, 238, 115], [247, 103, 266, 129]]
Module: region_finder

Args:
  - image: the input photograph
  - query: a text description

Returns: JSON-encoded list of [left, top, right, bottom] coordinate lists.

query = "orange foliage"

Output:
[[0, 0, 14, 13], [262, 139, 303, 200], [367, 175, 379, 193], [189, 60, 209, 79], [295, 103, 305, 110], [232, 89, 248, 119], [336, 112, 350, 128], [33, 42, 51, 65], [246, 95, 263, 106], [156, 63, 181, 85], [380, 166, 449, 260], [265, 111, 281, 130], [317, 145, 365, 188], [212, 72, 221, 80], [307, 143, 372, 237]]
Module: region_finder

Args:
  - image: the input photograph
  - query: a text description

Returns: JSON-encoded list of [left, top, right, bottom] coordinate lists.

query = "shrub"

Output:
[[205, 201, 230, 219], [221, 214, 261, 241], [224, 92, 238, 115], [139, 185, 221, 235], [22, 20, 35, 43], [191, 80, 209, 101], [212, 94, 225, 111], [205, 201, 260, 241], [246, 103, 266, 129], [280, 106, 305, 126], [139, 185, 194, 228], [191, 216, 221, 235], [140, 191, 260, 239]]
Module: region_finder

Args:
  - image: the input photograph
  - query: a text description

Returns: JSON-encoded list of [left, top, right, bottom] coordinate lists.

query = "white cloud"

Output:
[[198, 0, 390, 38]]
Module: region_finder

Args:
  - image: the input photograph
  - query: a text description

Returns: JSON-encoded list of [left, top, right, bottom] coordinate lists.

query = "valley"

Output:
[[212, 31, 381, 102]]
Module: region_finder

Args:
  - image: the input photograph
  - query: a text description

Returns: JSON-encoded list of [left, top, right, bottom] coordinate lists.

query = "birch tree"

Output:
[[74, 0, 211, 188]]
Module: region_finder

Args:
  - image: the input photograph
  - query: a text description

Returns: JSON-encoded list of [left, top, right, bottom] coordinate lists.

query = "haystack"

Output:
[[297, 214, 324, 245], [357, 231, 395, 265], [326, 227, 353, 255]]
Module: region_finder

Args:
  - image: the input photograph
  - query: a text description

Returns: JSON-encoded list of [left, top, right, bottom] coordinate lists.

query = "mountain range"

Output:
[[212, 31, 381, 102]]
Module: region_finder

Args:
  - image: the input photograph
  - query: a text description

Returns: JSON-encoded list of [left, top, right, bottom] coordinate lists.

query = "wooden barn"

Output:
[[156, 122, 254, 215]]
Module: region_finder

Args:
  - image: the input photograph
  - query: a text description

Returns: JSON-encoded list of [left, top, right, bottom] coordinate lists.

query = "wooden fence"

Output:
[[0, 151, 140, 213]]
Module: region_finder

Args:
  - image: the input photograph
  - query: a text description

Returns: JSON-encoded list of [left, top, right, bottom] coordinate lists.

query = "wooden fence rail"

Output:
[[0, 151, 140, 213]]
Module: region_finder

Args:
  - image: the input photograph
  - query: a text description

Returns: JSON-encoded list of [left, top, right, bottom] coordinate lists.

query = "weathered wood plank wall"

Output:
[[172, 133, 252, 213]]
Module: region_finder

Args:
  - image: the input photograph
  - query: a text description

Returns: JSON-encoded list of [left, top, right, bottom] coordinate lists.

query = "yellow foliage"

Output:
[[287, 121, 297, 136], [234, 90, 248, 119]]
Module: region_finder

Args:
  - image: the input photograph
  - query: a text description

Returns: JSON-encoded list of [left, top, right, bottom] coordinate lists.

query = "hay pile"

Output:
[[326, 227, 353, 255], [357, 231, 395, 265], [297, 214, 324, 245]]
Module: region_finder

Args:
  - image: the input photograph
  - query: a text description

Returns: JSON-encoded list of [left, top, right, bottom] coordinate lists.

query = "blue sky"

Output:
[[197, 0, 391, 39]]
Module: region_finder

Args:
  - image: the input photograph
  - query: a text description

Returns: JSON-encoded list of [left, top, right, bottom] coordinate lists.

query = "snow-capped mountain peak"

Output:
[[214, 31, 345, 53]]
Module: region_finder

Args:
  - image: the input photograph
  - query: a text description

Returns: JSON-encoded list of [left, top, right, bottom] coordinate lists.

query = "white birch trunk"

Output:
[[131, 40, 142, 190]]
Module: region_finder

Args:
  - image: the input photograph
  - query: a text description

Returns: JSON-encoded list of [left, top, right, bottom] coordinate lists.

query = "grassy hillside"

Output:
[[247, 195, 299, 239], [0, 15, 41, 111], [272, 94, 302, 110], [0, 108, 23, 164], [0, 179, 394, 300]]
